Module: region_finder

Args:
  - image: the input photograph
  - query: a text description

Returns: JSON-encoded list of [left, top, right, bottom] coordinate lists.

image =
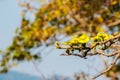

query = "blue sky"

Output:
[[0, 0, 108, 80], [0, 0, 21, 50]]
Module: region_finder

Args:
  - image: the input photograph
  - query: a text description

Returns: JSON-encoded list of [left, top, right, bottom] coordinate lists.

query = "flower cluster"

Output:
[[56, 33, 115, 50], [63, 34, 89, 46], [92, 33, 113, 43]]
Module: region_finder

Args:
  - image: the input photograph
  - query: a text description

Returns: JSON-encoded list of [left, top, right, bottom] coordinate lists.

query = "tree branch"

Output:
[[107, 20, 120, 28], [92, 53, 120, 79], [31, 60, 47, 80]]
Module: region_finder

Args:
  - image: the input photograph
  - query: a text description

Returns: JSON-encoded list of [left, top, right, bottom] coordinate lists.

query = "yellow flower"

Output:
[[92, 36, 103, 42], [111, 1, 117, 5], [56, 42, 61, 49], [64, 34, 89, 45], [104, 35, 109, 40], [62, 42, 69, 45], [65, 26, 72, 34], [95, 16, 103, 23], [92, 33, 113, 42], [78, 34, 89, 43], [108, 34, 113, 39], [70, 35, 79, 44], [114, 12, 120, 18], [96, 26, 104, 32], [54, 10, 60, 16], [61, 35, 79, 45], [97, 33, 108, 39]]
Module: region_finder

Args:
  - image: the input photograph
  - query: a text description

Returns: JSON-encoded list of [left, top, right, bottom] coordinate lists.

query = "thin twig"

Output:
[[98, 50, 119, 57], [92, 53, 120, 79], [59, 34, 120, 57], [60, 53, 84, 58], [107, 20, 120, 28], [99, 55, 108, 67], [31, 60, 47, 80]]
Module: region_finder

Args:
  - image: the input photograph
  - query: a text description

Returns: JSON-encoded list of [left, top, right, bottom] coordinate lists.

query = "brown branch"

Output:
[[98, 50, 119, 57], [60, 50, 119, 59], [107, 20, 120, 28], [92, 53, 120, 79], [31, 60, 47, 80], [18, 0, 38, 11], [82, 51, 119, 57], [58, 33, 120, 50], [83, 34, 120, 57], [58, 34, 120, 79], [60, 53, 84, 58], [99, 55, 108, 67]]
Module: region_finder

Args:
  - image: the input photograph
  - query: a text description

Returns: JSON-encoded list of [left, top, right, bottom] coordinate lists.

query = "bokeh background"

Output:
[[0, 0, 119, 80]]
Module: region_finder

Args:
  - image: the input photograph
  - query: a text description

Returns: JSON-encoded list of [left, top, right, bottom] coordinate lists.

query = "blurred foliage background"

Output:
[[0, 0, 120, 80]]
